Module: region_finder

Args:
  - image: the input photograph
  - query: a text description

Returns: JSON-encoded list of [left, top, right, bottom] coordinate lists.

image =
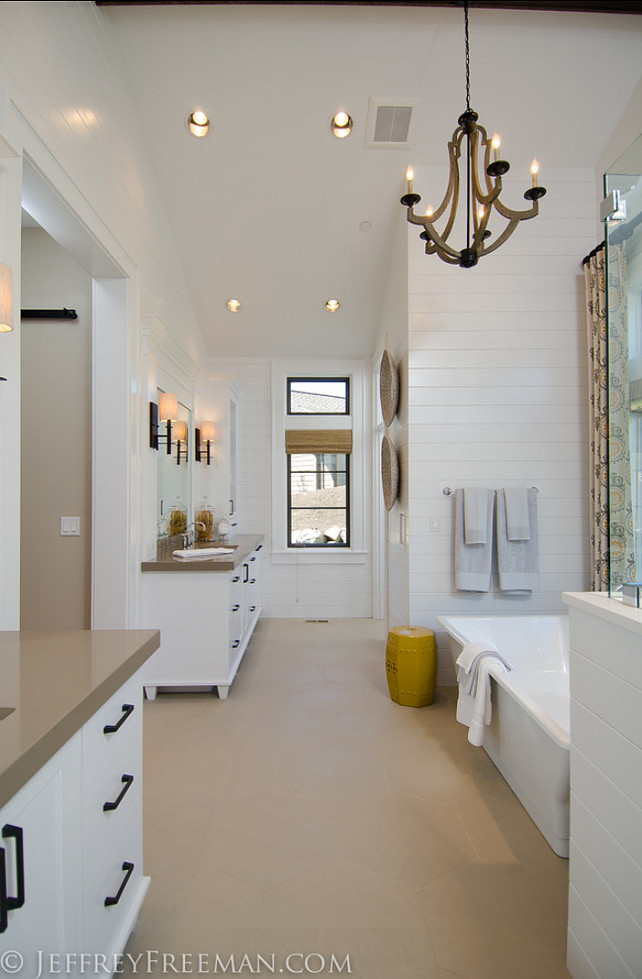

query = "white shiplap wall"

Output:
[[212, 357, 374, 618], [402, 166, 598, 683]]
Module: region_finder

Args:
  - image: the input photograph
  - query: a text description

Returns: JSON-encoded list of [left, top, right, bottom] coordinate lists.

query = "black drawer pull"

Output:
[[255, 544, 263, 551], [250, 556, 256, 562], [231, 604, 240, 612], [103, 775, 134, 812], [249, 606, 257, 613], [2, 826, 25, 912], [103, 704, 134, 735], [231, 640, 240, 649], [104, 861, 134, 907], [231, 576, 241, 583], [250, 578, 256, 585], [0, 847, 8, 934]]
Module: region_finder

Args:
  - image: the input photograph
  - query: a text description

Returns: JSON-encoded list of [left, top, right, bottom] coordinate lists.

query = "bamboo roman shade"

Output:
[[285, 430, 352, 454]]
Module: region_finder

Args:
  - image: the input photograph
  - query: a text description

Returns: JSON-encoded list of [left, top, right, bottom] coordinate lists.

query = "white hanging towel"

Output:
[[455, 641, 512, 746], [454, 489, 494, 592], [497, 488, 539, 592], [503, 487, 531, 540], [464, 487, 492, 544]]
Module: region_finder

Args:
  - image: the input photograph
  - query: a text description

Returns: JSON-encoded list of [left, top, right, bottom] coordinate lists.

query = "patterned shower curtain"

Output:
[[584, 244, 609, 592], [583, 241, 635, 592]]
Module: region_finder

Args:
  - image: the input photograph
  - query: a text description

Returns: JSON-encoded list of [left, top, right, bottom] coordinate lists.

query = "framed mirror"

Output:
[[156, 392, 192, 539]]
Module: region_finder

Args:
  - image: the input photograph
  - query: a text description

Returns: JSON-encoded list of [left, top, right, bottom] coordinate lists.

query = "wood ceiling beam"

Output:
[[95, 1, 642, 13]]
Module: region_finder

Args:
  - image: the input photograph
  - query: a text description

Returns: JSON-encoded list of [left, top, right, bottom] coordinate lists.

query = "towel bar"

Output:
[[442, 485, 538, 496]]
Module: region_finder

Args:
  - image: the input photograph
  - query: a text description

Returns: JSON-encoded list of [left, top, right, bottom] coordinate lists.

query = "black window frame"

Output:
[[286, 376, 350, 416], [287, 452, 351, 548]]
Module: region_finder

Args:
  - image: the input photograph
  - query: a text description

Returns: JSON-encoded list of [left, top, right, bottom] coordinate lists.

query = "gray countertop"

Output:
[[141, 534, 264, 573], [0, 628, 160, 808]]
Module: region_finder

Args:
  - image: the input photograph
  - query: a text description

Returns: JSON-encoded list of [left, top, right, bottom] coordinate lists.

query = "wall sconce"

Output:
[[195, 421, 215, 465], [150, 391, 179, 452], [0, 263, 13, 333], [173, 420, 188, 465]]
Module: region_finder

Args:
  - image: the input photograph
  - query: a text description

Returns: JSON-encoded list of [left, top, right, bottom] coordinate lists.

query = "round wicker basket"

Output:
[[379, 350, 399, 427], [381, 434, 399, 511]]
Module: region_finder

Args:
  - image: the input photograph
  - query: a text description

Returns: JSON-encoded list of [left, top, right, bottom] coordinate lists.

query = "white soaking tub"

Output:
[[437, 614, 570, 857]]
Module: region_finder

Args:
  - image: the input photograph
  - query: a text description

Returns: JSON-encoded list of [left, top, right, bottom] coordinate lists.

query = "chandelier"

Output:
[[400, 1, 546, 269]]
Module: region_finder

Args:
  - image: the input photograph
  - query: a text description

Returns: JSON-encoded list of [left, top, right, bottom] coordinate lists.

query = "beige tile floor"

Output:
[[127, 618, 571, 979]]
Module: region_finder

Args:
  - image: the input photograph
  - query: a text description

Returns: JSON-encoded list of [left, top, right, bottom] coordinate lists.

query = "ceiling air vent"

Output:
[[365, 97, 418, 150]]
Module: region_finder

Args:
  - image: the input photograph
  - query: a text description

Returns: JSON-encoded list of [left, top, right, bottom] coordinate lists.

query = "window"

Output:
[[271, 361, 365, 559], [287, 377, 349, 415], [285, 425, 352, 548], [288, 452, 350, 547]]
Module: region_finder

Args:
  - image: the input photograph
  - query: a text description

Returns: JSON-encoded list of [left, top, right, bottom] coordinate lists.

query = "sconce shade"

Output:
[[0, 263, 13, 332], [159, 391, 178, 421], [173, 421, 187, 442], [200, 421, 215, 442]]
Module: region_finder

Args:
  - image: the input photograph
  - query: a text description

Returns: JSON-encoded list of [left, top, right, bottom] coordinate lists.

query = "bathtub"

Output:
[[437, 614, 570, 858]]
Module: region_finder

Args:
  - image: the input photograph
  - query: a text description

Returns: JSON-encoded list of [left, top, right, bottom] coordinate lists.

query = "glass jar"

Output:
[[168, 498, 187, 537], [195, 497, 215, 541]]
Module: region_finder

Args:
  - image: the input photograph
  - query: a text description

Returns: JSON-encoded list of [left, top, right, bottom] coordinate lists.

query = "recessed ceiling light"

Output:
[[225, 298, 242, 312], [186, 109, 210, 138], [330, 111, 353, 139], [325, 299, 340, 312]]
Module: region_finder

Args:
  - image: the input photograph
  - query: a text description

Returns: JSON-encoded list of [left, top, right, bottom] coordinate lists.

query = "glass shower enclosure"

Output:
[[605, 134, 642, 593]]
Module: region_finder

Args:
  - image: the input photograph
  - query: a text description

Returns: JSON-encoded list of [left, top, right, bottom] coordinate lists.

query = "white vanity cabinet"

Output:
[[0, 633, 157, 976], [141, 537, 263, 700], [0, 735, 82, 958], [80, 672, 148, 957]]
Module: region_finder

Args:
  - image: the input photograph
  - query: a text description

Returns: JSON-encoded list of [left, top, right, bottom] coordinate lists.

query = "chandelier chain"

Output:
[[464, 0, 471, 111]]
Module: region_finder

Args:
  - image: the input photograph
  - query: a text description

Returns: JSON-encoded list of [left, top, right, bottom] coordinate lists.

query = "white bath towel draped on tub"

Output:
[[455, 641, 512, 746]]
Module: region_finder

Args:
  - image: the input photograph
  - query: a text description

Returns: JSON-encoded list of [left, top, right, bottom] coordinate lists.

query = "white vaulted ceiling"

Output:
[[102, 2, 642, 359]]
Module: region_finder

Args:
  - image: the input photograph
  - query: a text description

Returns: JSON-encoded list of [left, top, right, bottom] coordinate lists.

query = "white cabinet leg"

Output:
[[144, 685, 158, 701], [217, 685, 230, 700]]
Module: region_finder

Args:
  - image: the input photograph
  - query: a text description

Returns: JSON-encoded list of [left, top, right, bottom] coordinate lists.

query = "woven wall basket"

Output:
[[379, 350, 399, 428], [381, 434, 399, 511]]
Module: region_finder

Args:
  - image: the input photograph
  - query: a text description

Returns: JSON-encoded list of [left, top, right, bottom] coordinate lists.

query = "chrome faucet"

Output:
[[183, 520, 206, 549]]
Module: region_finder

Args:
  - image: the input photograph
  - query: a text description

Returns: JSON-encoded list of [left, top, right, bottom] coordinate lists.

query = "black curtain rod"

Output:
[[21, 308, 78, 320]]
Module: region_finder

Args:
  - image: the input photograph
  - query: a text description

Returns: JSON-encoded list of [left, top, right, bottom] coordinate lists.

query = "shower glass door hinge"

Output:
[[600, 189, 627, 223]]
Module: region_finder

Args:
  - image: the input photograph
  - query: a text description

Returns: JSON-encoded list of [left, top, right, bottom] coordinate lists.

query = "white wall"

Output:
[[0, 2, 207, 627], [390, 166, 596, 683], [207, 357, 374, 618]]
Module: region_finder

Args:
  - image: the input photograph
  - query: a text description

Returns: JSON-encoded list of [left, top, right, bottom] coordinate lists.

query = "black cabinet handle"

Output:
[[231, 640, 240, 649], [229, 499, 235, 516], [231, 604, 240, 612], [243, 563, 249, 583], [0, 847, 8, 934], [250, 556, 256, 562], [103, 704, 134, 735], [232, 576, 241, 583], [249, 606, 257, 613], [103, 775, 134, 812], [2, 826, 25, 911], [250, 578, 256, 585], [255, 544, 263, 552], [104, 861, 134, 907]]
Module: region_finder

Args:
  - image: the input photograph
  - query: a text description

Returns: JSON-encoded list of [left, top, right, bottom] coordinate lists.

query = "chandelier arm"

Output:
[[477, 217, 526, 257], [492, 197, 540, 222], [406, 210, 462, 262]]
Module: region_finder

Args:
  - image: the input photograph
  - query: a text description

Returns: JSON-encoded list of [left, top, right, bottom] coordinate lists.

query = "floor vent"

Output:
[[365, 97, 418, 149], [305, 619, 329, 624]]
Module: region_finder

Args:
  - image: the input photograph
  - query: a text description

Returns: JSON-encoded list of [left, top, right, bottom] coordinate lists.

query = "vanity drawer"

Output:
[[82, 673, 142, 782], [82, 804, 145, 954], [82, 765, 142, 874]]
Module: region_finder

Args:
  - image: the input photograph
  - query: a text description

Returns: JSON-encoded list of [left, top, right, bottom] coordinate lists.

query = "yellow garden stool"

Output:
[[386, 626, 436, 707]]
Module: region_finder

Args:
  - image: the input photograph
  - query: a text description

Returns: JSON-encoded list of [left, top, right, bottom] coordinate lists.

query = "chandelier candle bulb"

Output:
[[406, 167, 414, 194], [492, 133, 501, 161], [531, 158, 539, 188]]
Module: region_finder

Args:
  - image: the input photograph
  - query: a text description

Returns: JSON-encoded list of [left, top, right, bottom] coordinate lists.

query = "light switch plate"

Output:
[[60, 516, 80, 536]]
